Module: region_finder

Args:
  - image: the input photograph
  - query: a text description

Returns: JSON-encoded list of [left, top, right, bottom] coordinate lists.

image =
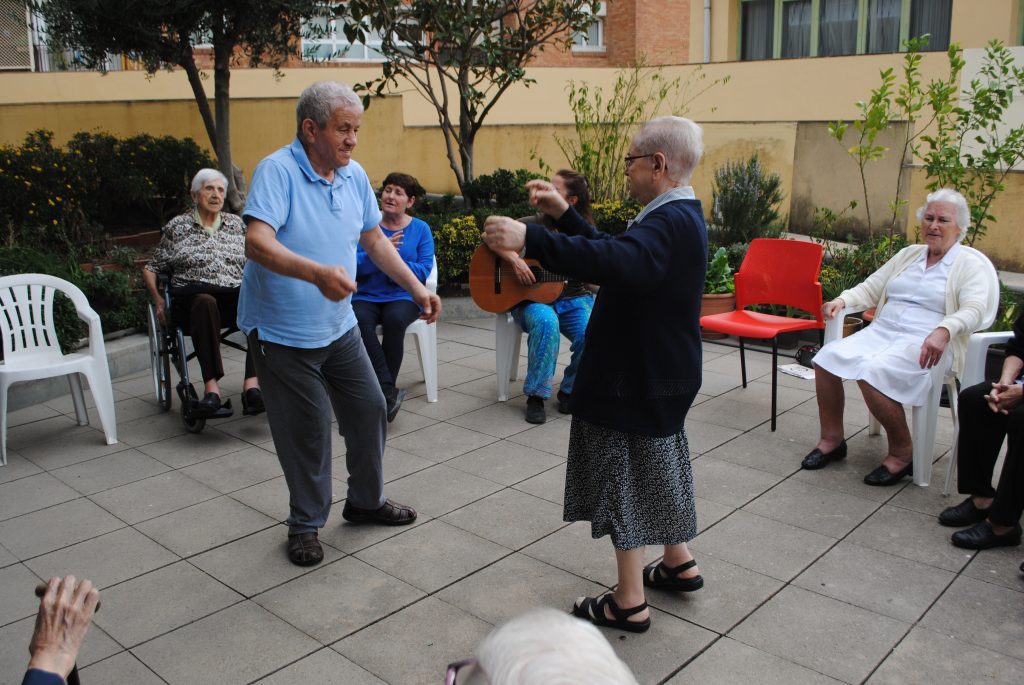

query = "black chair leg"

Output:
[[771, 338, 778, 431], [739, 338, 748, 388]]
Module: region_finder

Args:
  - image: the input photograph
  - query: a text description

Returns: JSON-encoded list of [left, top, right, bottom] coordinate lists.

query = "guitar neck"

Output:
[[497, 266, 565, 283]]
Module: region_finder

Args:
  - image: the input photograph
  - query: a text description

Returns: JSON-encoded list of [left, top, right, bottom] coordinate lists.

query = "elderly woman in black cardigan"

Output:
[[483, 116, 707, 633]]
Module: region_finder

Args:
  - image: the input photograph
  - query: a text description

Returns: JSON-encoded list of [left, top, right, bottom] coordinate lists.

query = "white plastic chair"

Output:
[[495, 311, 524, 401], [375, 258, 438, 403], [822, 246, 999, 487], [0, 274, 118, 466], [942, 329, 1015, 494]]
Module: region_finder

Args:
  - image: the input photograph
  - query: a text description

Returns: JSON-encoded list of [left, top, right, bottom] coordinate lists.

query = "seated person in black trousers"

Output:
[[143, 168, 263, 416], [939, 311, 1023, 550]]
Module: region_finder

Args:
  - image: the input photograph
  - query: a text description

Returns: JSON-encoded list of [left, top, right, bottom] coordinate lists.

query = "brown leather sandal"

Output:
[[287, 532, 323, 566], [342, 498, 417, 526]]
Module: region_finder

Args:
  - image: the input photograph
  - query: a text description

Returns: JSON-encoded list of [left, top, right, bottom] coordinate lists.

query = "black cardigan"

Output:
[[524, 199, 708, 437]]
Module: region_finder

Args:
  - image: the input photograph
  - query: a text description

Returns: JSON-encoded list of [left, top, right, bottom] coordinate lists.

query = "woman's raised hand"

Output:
[[526, 179, 569, 219]]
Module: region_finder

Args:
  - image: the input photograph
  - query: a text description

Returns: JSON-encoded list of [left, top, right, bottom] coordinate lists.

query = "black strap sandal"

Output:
[[643, 559, 704, 592], [571, 592, 651, 633]]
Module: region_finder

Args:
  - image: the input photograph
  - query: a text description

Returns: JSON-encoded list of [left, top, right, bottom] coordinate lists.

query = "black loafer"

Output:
[[801, 440, 847, 470], [386, 388, 406, 423], [525, 395, 546, 424], [938, 497, 990, 527], [194, 392, 222, 416], [556, 390, 572, 414], [863, 462, 912, 486], [242, 388, 265, 416], [951, 521, 1022, 550]]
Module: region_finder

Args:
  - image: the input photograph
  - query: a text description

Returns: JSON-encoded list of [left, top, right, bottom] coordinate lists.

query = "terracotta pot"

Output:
[[842, 315, 863, 338], [700, 292, 736, 341]]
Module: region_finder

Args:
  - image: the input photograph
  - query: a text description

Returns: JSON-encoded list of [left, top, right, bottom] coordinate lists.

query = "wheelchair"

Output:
[[146, 274, 248, 433]]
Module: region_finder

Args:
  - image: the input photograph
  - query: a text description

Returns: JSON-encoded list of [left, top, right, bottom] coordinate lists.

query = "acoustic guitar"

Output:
[[468, 243, 565, 313]]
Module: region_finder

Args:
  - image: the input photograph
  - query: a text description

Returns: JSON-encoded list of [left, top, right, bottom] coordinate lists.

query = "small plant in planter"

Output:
[[701, 247, 736, 340]]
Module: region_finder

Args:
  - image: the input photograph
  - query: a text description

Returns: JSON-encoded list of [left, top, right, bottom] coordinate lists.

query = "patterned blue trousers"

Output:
[[511, 294, 593, 399]]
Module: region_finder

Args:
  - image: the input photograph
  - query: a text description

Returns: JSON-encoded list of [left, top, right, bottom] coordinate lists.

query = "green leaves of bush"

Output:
[[710, 153, 784, 246]]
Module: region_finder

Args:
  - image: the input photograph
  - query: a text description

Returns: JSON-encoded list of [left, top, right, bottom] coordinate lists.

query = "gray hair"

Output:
[[633, 116, 704, 184], [190, 168, 228, 194], [462, 608, 639, 685], [296, 81, 363, 136], [916, 188, 971, 240]]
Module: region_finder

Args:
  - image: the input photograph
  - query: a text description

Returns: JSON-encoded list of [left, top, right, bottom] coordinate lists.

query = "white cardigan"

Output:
[[838, 244, 992, 378]]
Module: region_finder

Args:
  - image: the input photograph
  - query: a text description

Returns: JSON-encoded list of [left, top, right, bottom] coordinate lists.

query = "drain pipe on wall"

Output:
[[704, 0, 711, 63]]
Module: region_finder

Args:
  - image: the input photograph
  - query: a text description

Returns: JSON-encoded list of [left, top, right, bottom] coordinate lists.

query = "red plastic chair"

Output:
[[699, 238, 825, 431]]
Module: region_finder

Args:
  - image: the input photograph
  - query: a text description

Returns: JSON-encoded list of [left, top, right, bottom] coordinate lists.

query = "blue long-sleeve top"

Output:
[[524, 199, 708, 437], [353, 216, 434, 303]]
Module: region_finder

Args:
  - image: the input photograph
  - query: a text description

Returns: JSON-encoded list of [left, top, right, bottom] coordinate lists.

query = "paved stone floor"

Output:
[[1, 316, 1022, 684]]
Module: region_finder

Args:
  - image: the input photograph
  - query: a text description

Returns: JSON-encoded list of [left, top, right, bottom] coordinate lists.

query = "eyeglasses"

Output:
[[445, 658, 478, 685], [624, 153, 655, 168]]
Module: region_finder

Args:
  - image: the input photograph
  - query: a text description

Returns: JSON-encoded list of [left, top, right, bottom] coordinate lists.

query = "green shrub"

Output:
[[591, 199, 641, 235], [464, 168, 546, 206], [433, 215, 481, 288], [78, 267, 147, 333], [710, 153, 784, 245], [0, 246, 83, 352]]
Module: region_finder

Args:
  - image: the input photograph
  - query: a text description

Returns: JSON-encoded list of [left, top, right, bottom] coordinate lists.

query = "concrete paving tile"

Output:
[[334, 596, 492, 685], [136, 428, 253, 469], [90, 471, 221, 525], [691, 456, 783, 508], [135, 496, 278, 557], [436, 552, 605, 625], [690, 510, 835, 582], [49, 449, 170, 495], [0, 616, 121, 677], [0, 543, 16, 568], [80, 651, 165, 684], [702, 350, 773, 380], [384, 464, 503, 518], [111, 396, 167, 422], [0, 563, 44, 625], [867, 626, 1024, 685], [749, 410, 866, 448], [0, 472, 80, 521], [24, 527, 178, 590], [685, 420, 744, 456], [5, 414, 101, 453], [436, 339, 489, 362], [743, 478, 879, 538], [886, 453, 959, 518], [697, 369, 743, 396], [319, 512, 432, 555], [788, 393, 872, 425], [6, 402, 60, 427], [446, 440, 564, 486], [402, 388, 495, 421], [381, 407, 437, 438], [257, 648, 386, 684], [920, 575, 1024, 660], [789, 435, 913, 503], [434, 362, 495, 390], [190, 526, 344, 597], [378, 446, 436, 483], [689, 396, 779, 431], [386, 422, 498, 462], [511, 463, 566, 505], [847, 504, 977, 572], [961, 545, 1024, 593], [504, 416, 572, 456], [355, 519, 510, 593], [521, 522, 661, 587], [730, 586, 909, 683], [450, 372, 523, 401], [706, 430, 808, 477], [446, 400, 542, 439], [793, 540, 955, 623], [695, 496, 734, 532], [719, 379, 817, 412], [253, 556, 424, 643], [43, 386, 131, 414], [229, 475, 346, 523], [0, 498, 124, 559], [113, 373, 159, 398], [113, 412, 190, 447], [179, 444, 282, 494], [667, 637, 844, 684], [0, 453, 41, 485], [610, 608, 718, 684], [132, 601, 321, 684], [442, 489, 568, 550], [647, 553, 784, 634], [94, 561, 242, 647]]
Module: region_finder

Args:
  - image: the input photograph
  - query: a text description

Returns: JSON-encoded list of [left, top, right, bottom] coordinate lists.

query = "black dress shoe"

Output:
[[951, 521, 1022, 550], [194, 392, 222, 415], [241, 388, 265, 416], [801, 440, 847, 470], [525, 395, 546, 424], [556, 390, 572, 414], [863, 462, 912, 486], [386, 387, 406, 423], [938, 497, 990, 527]]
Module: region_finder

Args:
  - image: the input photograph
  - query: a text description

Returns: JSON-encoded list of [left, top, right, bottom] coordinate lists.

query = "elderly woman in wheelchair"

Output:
[[143, 168, 262, 420]]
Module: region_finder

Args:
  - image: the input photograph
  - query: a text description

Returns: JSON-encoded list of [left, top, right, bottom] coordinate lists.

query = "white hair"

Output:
[[633, 116, 704, 184], [190, 168, 228, 194], [916, 188, 971, 240], [296, 81, 363, 136], [462, 608, 639, 685]]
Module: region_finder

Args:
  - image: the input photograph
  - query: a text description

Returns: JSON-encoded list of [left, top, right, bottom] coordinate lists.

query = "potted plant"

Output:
[[701, 247, 736, 340]]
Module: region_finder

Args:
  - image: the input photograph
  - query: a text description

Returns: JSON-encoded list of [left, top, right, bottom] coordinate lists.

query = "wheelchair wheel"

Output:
[[147, 304, 172, 410], [178, 384, 207, 434]]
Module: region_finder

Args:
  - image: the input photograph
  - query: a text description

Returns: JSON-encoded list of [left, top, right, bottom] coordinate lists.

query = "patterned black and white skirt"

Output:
[[563, 416, 697, 550]]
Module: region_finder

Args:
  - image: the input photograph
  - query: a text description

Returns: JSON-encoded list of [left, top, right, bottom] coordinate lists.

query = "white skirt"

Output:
[[813, 305, 951, 407]]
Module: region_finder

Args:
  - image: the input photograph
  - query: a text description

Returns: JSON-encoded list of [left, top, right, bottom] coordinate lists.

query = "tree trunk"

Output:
[[213, 25, 246, 213]]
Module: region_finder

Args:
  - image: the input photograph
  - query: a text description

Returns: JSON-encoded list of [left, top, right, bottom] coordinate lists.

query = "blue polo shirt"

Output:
[[238, 138, 382, 348]]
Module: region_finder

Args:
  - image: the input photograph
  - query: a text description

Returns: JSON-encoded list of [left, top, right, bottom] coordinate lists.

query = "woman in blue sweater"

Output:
[[483, 116, 708, 633], [353, 172, 435, 422]]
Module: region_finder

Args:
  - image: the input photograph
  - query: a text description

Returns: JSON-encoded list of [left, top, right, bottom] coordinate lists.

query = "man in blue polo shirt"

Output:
[[239, 81, 441, 567]]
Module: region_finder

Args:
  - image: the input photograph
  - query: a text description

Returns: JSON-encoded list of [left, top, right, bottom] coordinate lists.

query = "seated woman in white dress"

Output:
[[800, 189, 993, 486]]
